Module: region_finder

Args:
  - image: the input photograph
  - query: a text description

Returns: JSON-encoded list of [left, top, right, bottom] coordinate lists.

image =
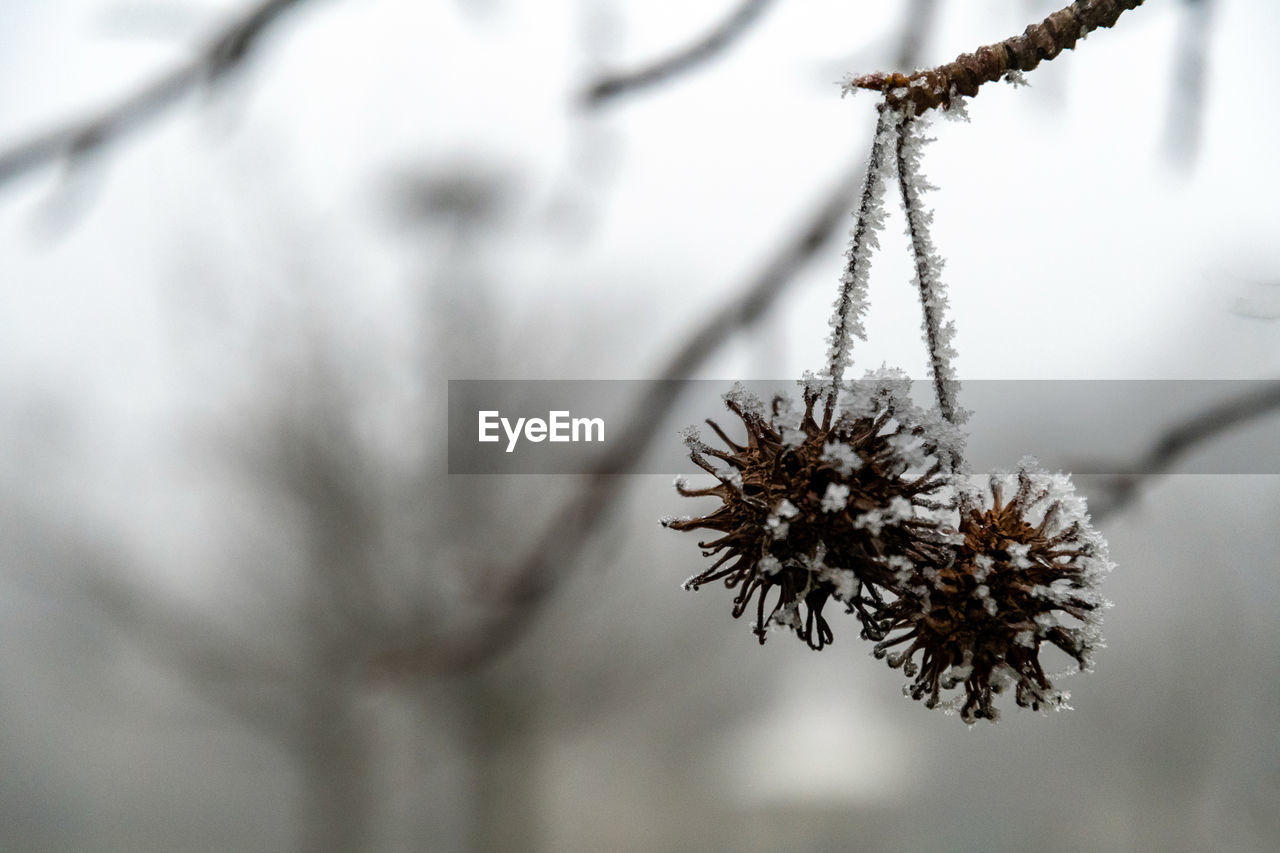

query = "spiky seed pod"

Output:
[[663, 376, 952, 649], [872, 458, 1113, 723]]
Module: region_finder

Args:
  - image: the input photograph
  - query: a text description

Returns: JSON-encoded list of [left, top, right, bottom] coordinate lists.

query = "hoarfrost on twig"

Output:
[[824, 107, 898, 409], [895, 110, 962, 436]]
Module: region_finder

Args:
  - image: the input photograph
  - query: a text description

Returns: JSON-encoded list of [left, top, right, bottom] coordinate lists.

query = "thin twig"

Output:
[[0, 0, 317, 190], [1089, 382, 1280, 520], [582, 0, 776, 107], [846, 0, 1147, 116]]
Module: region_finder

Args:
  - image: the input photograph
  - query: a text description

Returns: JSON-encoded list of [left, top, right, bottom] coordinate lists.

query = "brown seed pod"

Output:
[[872, 459, 1113, 723], [664, 375, 953, 649]]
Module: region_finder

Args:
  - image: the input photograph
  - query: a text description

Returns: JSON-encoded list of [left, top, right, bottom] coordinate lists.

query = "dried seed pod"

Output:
[[665, 375, 951, 649], [873, 458, 1113, 723]]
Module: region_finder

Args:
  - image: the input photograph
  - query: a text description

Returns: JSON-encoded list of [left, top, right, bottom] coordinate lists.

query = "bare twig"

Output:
[[846, 0, 1147, 116], [0, 0, 317, 190], [582, 0, 776, 107], [1089, 382, 1280, 520]]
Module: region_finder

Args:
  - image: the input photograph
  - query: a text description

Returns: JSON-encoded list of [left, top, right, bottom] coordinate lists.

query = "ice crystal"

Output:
[[821, 483, 851, 513], [1003, 69, 1029, 88]]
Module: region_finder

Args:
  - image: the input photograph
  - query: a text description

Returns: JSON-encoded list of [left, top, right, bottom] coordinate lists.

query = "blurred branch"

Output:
[[1164, 0, 1213, 166], [373, 149, 875, 678], [0, 0, 318, 191], [372, 2, 942, 679], [893, 0, 940, 72], [1089, 382, 1280, 520], [582, 0, 776, 108]]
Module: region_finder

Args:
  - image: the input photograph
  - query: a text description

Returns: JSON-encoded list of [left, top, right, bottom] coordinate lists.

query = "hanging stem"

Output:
[[824, 106, 898, 425], [894, 112, 960, 428]]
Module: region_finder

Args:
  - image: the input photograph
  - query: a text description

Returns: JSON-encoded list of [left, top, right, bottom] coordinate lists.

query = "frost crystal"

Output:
[[800, 371, 826, 402], [852, 497, 911, 536], [821, 483, 851, 513], [770, 598, 803, 632], [942, 94, 970, 122], [886, 496, 913, 520], [780, 426, 807, 449], [1003, 69, 1029, 88], [723, 382, 763, 418], [1007, 542, 1032, 568], [822, 440, 863, 474]]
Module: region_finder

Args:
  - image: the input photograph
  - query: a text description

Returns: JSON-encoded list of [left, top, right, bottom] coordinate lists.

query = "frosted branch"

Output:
[[844, 0, 1147, 116]]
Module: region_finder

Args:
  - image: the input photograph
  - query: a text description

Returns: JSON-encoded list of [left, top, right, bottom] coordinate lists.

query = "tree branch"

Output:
[[846, 0, 1147, 116], [1164, 0, 1213, 165], [582, 0, 776, 108], [0, 0, 317, 191], [1089, 382, 1280, 520]]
